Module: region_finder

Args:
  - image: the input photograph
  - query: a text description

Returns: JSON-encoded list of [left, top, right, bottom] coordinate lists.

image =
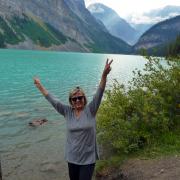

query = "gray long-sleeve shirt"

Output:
[[45, 87, 104, 165]]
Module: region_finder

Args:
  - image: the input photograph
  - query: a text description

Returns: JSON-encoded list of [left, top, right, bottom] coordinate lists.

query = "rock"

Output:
[[40, 163, 57, 173], [160, 169, 164, 173], [29, 118, 48, 127]]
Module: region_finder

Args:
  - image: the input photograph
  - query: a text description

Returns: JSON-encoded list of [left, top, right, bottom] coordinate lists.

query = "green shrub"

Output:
[[97, 56, 180, 155]]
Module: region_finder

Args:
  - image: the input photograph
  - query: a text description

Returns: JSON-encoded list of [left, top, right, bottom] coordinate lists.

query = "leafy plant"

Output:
[[97, 56, 180, 155]]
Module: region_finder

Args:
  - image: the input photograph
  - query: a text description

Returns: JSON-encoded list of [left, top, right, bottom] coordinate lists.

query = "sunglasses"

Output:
[[71, 96, 84, 102]]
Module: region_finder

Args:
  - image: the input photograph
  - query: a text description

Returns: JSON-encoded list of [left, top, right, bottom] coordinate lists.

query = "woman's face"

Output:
[[71, 91, 85, 110]]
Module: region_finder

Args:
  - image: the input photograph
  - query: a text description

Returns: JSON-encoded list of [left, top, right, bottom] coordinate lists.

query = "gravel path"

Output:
[[96, 155, 180, 180]]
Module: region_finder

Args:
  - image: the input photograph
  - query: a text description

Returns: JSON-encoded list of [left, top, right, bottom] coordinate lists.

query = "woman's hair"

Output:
[[69, 86, 87, 106]]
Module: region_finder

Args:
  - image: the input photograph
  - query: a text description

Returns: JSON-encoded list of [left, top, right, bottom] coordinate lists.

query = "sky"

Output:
[[85, 0, 180, 24]]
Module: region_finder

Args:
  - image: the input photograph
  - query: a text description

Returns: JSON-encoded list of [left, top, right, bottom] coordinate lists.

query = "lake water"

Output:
[[0, 49, 146, 180]]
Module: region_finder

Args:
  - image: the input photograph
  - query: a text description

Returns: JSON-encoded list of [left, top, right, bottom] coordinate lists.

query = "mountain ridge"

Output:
[[134, 15, 180, 55], [88, 3, 138, 45], [0, 0, 132, 53], [128, 5, 180, 39], [0, 1, 179, 55]]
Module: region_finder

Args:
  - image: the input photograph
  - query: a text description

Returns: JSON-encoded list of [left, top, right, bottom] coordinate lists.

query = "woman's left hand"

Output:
[[103, 58, 113, 77]]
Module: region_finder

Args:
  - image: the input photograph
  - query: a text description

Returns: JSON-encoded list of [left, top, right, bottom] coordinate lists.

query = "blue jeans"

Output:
[[68, 162, 95, 180]]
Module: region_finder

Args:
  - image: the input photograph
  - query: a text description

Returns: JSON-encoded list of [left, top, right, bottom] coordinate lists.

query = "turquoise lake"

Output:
[[0, 49, 146, 180]]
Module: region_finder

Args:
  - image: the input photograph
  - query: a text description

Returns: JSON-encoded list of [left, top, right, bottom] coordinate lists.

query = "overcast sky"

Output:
[[85, 0, 180, 23]]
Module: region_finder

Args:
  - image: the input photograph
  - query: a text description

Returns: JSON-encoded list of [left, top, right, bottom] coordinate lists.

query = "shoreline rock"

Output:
[[28, 118, 48, 127]]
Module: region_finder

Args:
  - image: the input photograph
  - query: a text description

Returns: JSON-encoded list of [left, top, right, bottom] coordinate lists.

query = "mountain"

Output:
[[134, 15, 180, 56], [87, 3, 138, 45], [131, 24, 153, 39], [0, 0, 132, 53], [0, 14, 68, 49], [130, 5, 180, 37]]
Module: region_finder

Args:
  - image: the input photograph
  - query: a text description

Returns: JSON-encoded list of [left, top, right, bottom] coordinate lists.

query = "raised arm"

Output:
[[88, 59, 113, 116], [33, 77, 49, 96], [33, 77, 68, 116], [99, 59, 113, 90]]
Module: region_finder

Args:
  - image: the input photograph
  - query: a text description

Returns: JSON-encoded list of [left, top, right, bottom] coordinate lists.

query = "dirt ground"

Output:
[[96, 155, 180, 180]]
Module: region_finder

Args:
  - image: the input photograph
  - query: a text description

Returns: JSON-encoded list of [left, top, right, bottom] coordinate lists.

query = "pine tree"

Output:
[[167, 35, 180, 57], [0, 33, 5, 48]]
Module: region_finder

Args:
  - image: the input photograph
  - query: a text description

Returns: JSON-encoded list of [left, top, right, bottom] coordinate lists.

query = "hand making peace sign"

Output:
[[103, 58, 113, 77]]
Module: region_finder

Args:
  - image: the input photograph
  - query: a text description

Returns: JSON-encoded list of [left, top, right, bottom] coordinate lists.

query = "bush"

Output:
[[97, 56, 180, 155]]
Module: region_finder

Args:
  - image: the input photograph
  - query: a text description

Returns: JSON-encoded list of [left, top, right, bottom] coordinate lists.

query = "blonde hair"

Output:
[[69, 86, 87, 106]]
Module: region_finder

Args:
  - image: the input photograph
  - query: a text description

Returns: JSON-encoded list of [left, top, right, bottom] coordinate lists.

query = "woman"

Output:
[[33, 59, 113, 180]]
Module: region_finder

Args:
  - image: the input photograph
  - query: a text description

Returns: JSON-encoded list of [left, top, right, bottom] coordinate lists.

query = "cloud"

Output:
[[128, 12, 180, 25], [85, 0, 180, 25], [129, 14, 162, 24], [85, 1, 180, 16], [88, 4, 105, 13], [168, 12, 180, 17]]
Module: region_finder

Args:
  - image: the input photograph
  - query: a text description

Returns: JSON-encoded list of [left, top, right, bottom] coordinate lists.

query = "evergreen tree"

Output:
[[167, 35, 180, 57], [0, 33, 5, 48]]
